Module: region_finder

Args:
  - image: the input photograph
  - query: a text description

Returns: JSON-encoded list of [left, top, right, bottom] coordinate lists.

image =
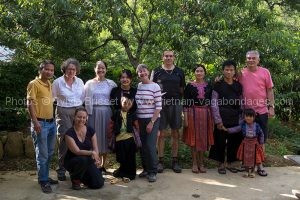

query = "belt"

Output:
[[37, 118, 54, 122]]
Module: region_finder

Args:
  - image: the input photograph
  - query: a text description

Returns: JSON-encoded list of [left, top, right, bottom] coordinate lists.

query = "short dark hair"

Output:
[[120, 69, 133, 79], [193, 64, 206, 74], [244, 108, 256, 117], [222, 60, 237, 70], [39, 60, 55, 72], [61, 58, 80, 75]]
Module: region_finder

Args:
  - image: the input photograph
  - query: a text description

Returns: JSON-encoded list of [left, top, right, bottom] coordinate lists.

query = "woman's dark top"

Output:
[[110, 86, 137, 112], [183, 82, 212, 107], [65, 126, 95, 160]]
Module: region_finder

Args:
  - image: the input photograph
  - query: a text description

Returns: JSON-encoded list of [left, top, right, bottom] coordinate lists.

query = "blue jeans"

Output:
[[138, 118, 160, 175], [31, 120, 56, 183]]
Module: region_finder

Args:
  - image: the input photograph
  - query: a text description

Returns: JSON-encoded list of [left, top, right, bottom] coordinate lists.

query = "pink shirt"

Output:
[[239, 66, 273, 114]]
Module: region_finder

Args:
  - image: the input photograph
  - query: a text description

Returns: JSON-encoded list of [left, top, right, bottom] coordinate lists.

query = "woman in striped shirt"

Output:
[[135, 64, 162, 183]]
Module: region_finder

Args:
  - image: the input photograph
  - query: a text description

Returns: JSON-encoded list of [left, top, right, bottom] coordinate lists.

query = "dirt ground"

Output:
[[0, 167, 300, 200]]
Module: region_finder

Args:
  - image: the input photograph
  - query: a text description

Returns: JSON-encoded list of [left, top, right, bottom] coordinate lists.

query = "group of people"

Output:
[[26, 49, 275, 193]]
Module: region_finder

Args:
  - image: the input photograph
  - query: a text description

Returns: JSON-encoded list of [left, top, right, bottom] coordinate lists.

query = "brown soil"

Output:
[[0, 154, 296, 171]]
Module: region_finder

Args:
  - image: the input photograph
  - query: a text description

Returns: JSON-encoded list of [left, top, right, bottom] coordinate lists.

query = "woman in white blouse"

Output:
[[52, 58, 85, 181], [84, 60, 117, 172]]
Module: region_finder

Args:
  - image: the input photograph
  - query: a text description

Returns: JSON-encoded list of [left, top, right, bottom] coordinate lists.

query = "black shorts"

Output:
[[159, 104, 182, 130]]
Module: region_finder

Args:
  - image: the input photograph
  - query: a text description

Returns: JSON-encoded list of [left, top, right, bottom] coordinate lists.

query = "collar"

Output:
[[36, 77, 51, 87], [162, 64, 175, 70]]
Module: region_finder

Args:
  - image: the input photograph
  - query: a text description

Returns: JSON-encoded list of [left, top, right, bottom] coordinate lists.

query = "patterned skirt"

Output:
[[182, 106, 214, 151], [237, 137, 265, 168]]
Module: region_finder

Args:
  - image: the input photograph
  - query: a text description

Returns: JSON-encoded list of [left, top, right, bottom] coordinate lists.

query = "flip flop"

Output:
[[243, 173, 249, 178], [248, 172, 255, 178], [257, 169, 268, 177], [122, 177, 131, 183], [110, 178, 122, 184]]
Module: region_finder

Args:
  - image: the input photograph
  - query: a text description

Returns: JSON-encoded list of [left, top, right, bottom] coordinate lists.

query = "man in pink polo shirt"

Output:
[[239, 50, 275, 176]]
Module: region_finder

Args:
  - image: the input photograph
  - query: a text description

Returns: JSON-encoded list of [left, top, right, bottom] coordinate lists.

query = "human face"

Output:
[[162, 51, 175, 67], [40, 64, 54, 80], [65, 63, 77, 78], [121, 96, 133, 111], [95, 62, 106, 78], [194, 67, 205, 81], [246, 53, 260, 69], [120, 72, 132, 88], [137, 67, 149, 81], [245, 115, 255, 124], [74, 110, 88, 126], [223, 65, 235, 80]]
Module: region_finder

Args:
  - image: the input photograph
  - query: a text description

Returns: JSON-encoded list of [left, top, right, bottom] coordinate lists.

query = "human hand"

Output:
[[146, 122, 153, 134], [268, 107, 275, 118], [214, 76, 223, 83], [216, 123, 224, 130], [33, 120, 41, 134]]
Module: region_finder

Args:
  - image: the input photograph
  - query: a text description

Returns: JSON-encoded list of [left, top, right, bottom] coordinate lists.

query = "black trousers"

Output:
[[209, 128, 243, 163], [115, 137, 136, 180], [256, 113, 268, 143], [64, 156, 104, 189]]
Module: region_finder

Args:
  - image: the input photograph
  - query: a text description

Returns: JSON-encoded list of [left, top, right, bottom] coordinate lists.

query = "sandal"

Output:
[[243, 173, 249, 178], [257, 169, 268, 177], [192, 165, 199, 174], [110, 178, 122, 184], [122, 177, 131, 183], [248, 172, 255, 178], [198, 165, 207, 173], [218, 167, 226, 174], [226, 167, 238, 173]]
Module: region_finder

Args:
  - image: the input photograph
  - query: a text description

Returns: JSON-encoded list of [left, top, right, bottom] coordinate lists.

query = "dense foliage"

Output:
[[0, 0, 299, 130]]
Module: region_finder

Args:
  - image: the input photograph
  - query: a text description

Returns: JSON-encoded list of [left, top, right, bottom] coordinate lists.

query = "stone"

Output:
[[4, 132, 24, 158], [23, 135, 35, 159]]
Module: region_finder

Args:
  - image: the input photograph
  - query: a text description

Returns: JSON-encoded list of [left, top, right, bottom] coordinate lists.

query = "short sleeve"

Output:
[[27, 81, 37, 101], [265, 69, 274, 89]]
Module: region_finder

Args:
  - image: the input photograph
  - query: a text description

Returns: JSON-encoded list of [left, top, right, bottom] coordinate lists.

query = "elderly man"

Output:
[[239, 50, 275, 176]]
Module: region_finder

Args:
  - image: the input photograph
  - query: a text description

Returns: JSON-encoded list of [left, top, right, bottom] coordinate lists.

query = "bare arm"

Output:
[[27, 99, 41, 133], [267, 88, 275, 117], [65, 135, 96, 157]]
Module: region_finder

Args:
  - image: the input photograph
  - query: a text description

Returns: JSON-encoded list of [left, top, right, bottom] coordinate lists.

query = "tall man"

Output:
[[239, 50, 275, 176], [151, 50, 185, 173], [27, 60, 58, 193]]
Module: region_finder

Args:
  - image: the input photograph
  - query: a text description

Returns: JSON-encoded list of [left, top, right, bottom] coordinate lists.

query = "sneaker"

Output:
[[40, 182, 52, 193], [172, 161, 182, 173], [157, 162, 164, 173], [147, 174, 157, 182], [57, 174, 66, 181], [48, 177, 59, 185], [138, 170, 148, 178], [71, 179, 81, 190]]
